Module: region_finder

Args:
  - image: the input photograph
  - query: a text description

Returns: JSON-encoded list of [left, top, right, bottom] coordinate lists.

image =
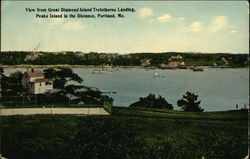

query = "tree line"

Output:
[[1, 51, 248, 67]]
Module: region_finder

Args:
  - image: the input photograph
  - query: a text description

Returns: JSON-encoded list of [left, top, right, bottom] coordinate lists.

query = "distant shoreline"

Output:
[[1, 65, 248, 69], [1, 65, 155, 69]]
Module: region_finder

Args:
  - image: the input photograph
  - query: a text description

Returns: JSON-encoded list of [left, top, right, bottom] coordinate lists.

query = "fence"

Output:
[[0, 95, 112, 115], [1, 96, 37, 107]]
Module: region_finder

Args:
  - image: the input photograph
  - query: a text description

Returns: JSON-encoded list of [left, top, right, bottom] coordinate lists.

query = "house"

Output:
[[176, 55, 183, 60], [140, 59, 151, 66], [24, 52, 43, 61], [179, 61, 185, 65], [99, 53, 108, 59], [168, 61, 178, 67], [160, 61, 178, 69], [75, 52, 86, 57], [21, 70, 53, 94], [220, 57, 228, 65], [168, 55, 184, 62], [216, 57, 229, 67], [165, 55, 186, 68]]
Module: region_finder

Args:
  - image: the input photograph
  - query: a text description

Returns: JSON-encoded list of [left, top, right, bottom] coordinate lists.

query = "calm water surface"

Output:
[[5, 67, 249, 111]]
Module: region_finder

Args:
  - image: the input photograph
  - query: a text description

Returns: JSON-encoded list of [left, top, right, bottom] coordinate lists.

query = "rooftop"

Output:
[[27, 71, 44, 77]]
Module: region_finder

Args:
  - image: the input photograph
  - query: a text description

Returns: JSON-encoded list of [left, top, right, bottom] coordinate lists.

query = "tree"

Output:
[[130, 94, 173, 110], [2, 71, 26, 96], [42, 67, 113, 105], [43, 67, 83, 90], [177, 92, 204, 112]]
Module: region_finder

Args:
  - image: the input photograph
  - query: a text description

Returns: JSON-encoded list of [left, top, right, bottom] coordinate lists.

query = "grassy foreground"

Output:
[[1, 107, 248, 159]]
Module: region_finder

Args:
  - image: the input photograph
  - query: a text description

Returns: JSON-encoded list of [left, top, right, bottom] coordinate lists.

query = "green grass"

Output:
[[113, 107, 247, 120], [1, 107, 248, 159]]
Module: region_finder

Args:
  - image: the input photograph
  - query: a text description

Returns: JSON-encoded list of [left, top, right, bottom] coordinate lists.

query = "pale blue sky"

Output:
[[1, 1, 249, 54]]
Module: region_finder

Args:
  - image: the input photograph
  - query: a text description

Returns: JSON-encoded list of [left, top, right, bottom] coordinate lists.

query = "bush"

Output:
[[130, 94, 173, 110]]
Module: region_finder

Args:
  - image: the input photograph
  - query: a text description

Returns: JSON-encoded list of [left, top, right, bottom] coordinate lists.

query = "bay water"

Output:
[[4, 67, 249, 111]]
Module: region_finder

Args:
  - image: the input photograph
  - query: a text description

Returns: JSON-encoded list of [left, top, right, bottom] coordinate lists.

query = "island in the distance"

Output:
[[1, 51, 248, 68]]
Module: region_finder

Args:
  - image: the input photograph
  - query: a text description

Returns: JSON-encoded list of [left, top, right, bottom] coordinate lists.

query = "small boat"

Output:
[[153, 70, 160, 77], [192, 67, 204, 72]]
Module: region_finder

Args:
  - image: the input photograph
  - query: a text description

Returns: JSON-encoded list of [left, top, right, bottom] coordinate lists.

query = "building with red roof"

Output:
[[21, 70, 53, 94]]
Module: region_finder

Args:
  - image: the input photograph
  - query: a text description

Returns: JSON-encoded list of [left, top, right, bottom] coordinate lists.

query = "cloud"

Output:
[[208, 16, 228, 32], [157, 14, 172, 22], [178, 17, 186, 21], [150, 14, 184, 23], [179, 21, 202, 32], [230, 30, 237, 33], [188, 21, 203, 32], [63, 21, 85, 30], [138, 8, 153, 18]]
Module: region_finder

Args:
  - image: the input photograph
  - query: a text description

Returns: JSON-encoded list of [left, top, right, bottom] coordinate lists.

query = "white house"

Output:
[[21, 70, 53, 94], [140, 59, 151, 66]]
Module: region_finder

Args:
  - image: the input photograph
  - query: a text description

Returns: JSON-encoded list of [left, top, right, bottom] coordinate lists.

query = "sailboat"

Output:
[[153, 70, 160, 77]]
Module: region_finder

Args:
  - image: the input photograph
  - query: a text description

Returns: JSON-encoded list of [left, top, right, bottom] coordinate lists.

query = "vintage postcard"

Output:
[[0, 1, 249, 159]]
